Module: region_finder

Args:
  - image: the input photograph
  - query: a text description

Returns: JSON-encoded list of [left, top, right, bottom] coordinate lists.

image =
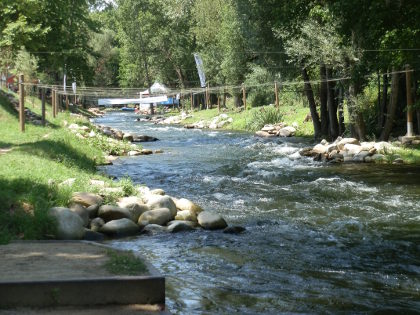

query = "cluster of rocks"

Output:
[[87, 108, 106, 117], [255, 123, 297, 138], [184, 114, 233, 130], [299, 137, 402, 164], [66, 122, 162, 161], [95, 125, 159, 143], [48, 188, 244, 240]]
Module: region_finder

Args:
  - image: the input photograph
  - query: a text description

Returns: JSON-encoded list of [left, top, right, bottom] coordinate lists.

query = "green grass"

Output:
[[180, 103, 314, 137], [392, 145, 420, 164], [0, 88, 139, 243], [105, 250, 148, 275]]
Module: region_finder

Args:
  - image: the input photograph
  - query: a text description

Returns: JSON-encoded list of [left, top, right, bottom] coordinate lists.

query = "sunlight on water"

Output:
[[96, 112, 420, 314]]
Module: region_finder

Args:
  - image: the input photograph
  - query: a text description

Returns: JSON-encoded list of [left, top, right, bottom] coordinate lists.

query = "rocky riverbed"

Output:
[[49, 186, 239, 241], [299, 137, 404, 164]]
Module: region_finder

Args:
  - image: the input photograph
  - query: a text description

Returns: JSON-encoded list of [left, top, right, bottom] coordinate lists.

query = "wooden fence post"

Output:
[[19, 74, 25, 132], [406, 65, 414, 136], [190, 90, 193, 112], [217, 93, 220, 113], [275, 81, 279, 108], [223, 87, 227, 108], [242, 84, 247, 110], [41, 88, 46, 125], [51, 89, 55, 118], [66, 94, 69, 111]]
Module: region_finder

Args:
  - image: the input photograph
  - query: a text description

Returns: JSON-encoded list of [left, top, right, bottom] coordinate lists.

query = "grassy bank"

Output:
[[180, 104, 314, 137], [0, 89, 137, 243]]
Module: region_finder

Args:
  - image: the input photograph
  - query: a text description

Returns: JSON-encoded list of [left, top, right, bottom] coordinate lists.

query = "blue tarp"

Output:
[[159, 97, 179, 106]]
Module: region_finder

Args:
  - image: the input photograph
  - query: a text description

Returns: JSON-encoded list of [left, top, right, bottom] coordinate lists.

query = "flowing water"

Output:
[[96, 112, 420, 314]]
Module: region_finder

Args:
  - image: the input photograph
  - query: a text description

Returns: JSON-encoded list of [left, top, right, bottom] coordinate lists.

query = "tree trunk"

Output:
[[233, 94, 242, 107], [326, 67, 339, 139], [302, 67, 321, 139], [380, 70, 400, 141], [338, 85, 345, 135], [320, 64, 329, 137], [377, 73, 388, 135]]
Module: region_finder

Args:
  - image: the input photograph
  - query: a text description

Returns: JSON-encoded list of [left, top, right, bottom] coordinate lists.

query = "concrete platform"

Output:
[[0, 241, 166, 312]]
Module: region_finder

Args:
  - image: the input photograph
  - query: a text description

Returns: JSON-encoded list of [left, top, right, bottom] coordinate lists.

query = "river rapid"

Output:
[[96, 112, 420, 314]]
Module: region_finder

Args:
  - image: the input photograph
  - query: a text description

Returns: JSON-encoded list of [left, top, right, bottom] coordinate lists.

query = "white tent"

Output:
[[140, 82, 169, 96]]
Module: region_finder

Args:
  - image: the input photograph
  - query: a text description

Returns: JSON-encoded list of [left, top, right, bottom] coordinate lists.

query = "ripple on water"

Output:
[[95, 112, 420, 315]]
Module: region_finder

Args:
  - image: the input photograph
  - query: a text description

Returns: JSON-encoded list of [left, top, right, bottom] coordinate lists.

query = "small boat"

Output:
[[121, 107, 135, 111]]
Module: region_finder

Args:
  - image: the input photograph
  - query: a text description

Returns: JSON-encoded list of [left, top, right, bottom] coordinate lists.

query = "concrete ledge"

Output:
[[0, 277, 164, 308], [0, 241, 165, 309]]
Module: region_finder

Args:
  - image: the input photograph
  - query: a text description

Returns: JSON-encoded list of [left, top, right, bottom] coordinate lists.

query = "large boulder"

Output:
[[278, 126, 296, 137], [337, 138, 360, 150], [138, 208, 173, 228], [167, 221, 197, 233], [71, 192, 103, 207], [117, 197, 149, 222], [90, 217, 105, 232], [147, 195, 177, 217], [312, 144, 327, 154], [197, 211, 228, 230], [49, 207, 85, 240], [86, 204, 100, 218], [99, 218, 140, 237], [174, 198, 203, 214], [175, 210, 198, 222], [98, 205, 133, 222], [343, 143, 363, 155], [69, 203, 89, 227], [142, 224, 168, 234]]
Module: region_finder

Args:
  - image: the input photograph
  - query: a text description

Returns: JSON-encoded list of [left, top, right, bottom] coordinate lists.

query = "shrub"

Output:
[[246, 106, 283, 131]]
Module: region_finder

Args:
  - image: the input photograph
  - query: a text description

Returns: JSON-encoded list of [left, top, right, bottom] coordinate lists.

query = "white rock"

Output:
[[343, 143, 363, 155], [337, 138, 360, 150], [278, 126, 296, 137], [175, 210, 198, 222], [147, 195, 177, 217], [174, 198, 203, 214], [312, 144, 327, 154]]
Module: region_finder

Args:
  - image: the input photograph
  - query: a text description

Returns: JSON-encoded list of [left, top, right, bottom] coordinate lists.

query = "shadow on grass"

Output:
[[0, 178, 57, 243], [17, 139, 97, 172], [0, 90, 60, 129], [0, 91, 19, 118]]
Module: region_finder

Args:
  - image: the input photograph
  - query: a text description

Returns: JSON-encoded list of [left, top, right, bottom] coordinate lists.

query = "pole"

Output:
[[217, 93, 220, 113], [19, 74, 25, 132], [52, 89, 56, 118], [66, 95, 69, 111], [223, 87, 227, 108], [406, 65, 414, 136], [190, 90, 193, 112], [275, 81, 279, 108], [41, 88, 46, 126], [206, 83, 209, 109], [242, 84, 247, 110]]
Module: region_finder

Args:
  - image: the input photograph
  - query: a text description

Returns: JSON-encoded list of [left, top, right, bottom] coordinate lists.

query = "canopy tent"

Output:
[[139, 82, 169, 96]]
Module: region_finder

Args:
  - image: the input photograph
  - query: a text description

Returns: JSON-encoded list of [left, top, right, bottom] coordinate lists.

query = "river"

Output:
[[95, 112, 420, 314]]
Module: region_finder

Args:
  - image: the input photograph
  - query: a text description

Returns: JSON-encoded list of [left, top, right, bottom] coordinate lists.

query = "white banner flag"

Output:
[[63, 74, 66, 92], [194, 53, 206, 88], [72, 82, 76, 94]]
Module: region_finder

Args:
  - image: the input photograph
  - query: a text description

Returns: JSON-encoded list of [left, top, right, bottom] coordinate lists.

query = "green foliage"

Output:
[[105, 250, 148, 275], [245, 106, 283, 131], [14, 46, 38, 82], [245, 65, 276, 107]]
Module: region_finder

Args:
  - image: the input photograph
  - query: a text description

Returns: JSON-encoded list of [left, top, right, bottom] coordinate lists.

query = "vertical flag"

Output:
[[63, 74, 67, 92], [194, 53, 206, 88], [72, 82, 76, 94]]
